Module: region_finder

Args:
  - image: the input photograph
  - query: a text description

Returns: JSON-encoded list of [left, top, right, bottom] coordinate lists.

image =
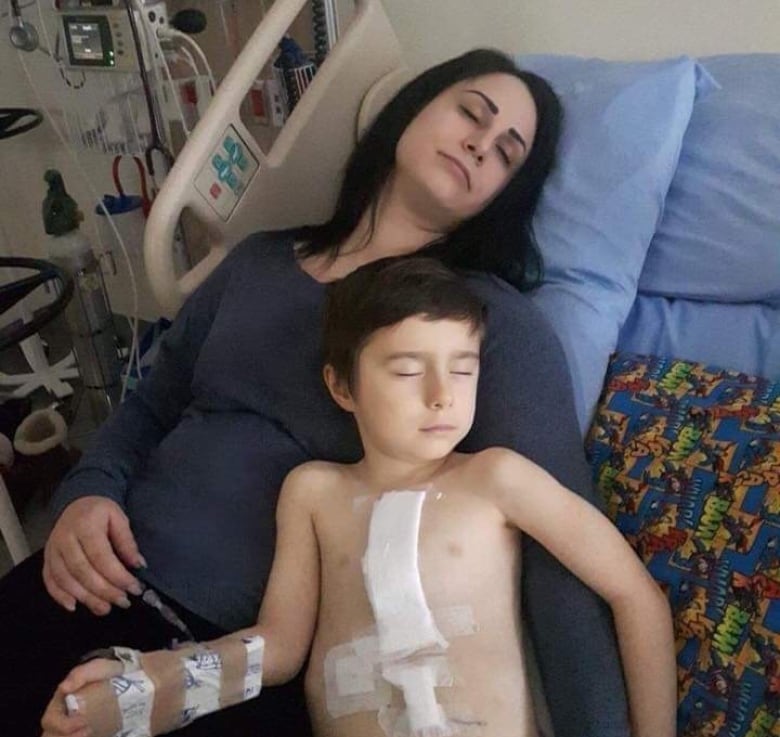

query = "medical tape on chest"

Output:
[[362, 490, 448, 659], [324, 603, 477, 720], [324, 491, 477, 735]]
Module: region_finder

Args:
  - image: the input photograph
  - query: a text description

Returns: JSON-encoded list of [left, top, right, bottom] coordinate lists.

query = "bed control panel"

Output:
[[195, 125, 260, 220]]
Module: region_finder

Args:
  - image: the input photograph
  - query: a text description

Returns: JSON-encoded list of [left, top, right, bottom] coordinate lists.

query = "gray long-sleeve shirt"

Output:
[[52, 231, 629, 736]]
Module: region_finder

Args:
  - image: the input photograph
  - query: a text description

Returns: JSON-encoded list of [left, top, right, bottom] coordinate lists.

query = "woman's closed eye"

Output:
[[459, 105, 480, 123]]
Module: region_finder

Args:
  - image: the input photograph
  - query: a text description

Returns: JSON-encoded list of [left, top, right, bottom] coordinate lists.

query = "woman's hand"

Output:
[[40, 658, 124, 737], [43, 496, 146, 615]]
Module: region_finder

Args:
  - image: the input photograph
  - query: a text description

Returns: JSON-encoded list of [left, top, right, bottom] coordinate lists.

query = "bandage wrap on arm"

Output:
[[66, 636, 264, 737]]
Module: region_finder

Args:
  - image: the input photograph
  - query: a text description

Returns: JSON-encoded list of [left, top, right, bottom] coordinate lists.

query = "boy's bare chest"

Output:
[[315, 488, 519, 632]]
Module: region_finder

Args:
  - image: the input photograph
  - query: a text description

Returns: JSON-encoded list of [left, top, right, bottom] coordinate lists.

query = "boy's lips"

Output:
[[420, 424, 457, 432], [438, 152, 471, 190]]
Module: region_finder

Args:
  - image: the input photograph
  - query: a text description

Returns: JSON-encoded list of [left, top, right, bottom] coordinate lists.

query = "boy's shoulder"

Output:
[[461, 447, 543, 493], [466, 445, 529, 470], [281, 459, 353, 499]]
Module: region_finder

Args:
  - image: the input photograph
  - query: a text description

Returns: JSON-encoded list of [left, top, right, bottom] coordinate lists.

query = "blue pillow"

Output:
[[516, 54, 712, 433], [639, 54, 780, 306], [618, 295, 780, 381]]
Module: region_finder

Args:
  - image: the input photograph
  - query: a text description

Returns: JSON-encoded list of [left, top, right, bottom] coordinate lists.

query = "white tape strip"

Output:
[[382, 659, 452, 736], [362, 491, 448, 659], [434, 605, 478, 639], [181, 648, 222, 725], [324, 637, 392, 718], [112, 646, 143, 674], [242, 635, 264, 699], [111, 670, 155, 737]]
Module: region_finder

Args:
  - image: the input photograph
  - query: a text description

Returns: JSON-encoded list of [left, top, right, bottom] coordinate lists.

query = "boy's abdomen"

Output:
[[304, 493, 537, 736]]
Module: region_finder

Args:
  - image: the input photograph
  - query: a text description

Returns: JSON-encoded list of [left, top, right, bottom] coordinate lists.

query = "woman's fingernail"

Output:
[[136, 555, 148, 569], [117, 596, 131, 609], [128, 581, 143, 596]]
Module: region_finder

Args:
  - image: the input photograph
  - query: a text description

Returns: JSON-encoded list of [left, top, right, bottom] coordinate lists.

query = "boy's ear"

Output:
[[323, 364, 355, 413]]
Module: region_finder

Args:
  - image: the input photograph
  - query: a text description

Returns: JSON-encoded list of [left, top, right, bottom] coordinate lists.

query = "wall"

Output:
[[383, 0, 779, 70]]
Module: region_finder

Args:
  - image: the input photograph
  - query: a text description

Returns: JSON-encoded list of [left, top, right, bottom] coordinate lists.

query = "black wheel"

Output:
[[0, 108, 43, 140], [0, 257, 74, 352]]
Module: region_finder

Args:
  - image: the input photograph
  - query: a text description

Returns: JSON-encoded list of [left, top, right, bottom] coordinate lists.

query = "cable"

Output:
[[121, 0, 174, 184], [175, 44, 200, 80], [148, 26, 192, 137], [1, 0, 35, 18], [159, 27, 216, 94]]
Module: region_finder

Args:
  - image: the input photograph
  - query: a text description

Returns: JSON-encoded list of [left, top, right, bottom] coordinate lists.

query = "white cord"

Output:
[[148, 27, 193, 137], [174, 44, 199, 80], [160, 27, 217, 94]]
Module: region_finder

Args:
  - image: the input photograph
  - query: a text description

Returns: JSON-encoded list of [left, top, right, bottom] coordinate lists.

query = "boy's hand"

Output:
[[40, 658, 124, 737], [43, 497, 146, 615]]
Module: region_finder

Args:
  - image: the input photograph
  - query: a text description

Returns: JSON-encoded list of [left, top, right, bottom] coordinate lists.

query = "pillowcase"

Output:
[[516, 54, 713, 433], [639, 54, 780, 305], [619, 295, 780, 382], [587, 352, 780, 734]]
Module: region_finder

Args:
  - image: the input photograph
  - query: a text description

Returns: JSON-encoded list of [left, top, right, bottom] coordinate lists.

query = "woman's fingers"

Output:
[[43, 497, 144, 614], [60, 658, 124, 694]]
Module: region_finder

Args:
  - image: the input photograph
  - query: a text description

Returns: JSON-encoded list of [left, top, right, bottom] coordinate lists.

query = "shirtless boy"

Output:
[[41, 257, 675, 737]]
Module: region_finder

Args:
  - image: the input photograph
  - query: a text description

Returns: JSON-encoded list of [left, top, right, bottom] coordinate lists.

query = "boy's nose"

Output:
[[427, 377, 453, 409]]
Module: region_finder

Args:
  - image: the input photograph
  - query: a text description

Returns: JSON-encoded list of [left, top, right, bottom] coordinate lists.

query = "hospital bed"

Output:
[[140, 0, 779, 730]]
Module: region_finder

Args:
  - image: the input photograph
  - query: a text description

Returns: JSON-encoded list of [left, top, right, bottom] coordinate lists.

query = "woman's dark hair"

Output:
[[323, 257, 485, 391], [296, 48, 562, 290]]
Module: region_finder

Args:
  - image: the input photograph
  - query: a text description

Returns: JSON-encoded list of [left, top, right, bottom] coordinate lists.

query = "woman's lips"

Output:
[[438, 152, 471, 190]]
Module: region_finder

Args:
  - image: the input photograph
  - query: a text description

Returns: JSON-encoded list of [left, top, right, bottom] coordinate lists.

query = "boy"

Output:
[[41, 258, 675, 737]]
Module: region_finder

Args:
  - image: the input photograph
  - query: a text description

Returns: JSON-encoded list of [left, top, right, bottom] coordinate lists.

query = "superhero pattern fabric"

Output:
[[587, 353, 780, 736]]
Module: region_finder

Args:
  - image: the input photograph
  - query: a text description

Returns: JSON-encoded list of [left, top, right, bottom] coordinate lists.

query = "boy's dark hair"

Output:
[[323, 257, 486, 390], [297, 48, 562, 292]]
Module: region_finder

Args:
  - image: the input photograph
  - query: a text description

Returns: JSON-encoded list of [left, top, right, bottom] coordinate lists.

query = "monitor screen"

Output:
[[67, 21, 104, 61]]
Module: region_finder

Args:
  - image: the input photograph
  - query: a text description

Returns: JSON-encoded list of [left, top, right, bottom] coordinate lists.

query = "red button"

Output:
[[209, 182, 222, 199]]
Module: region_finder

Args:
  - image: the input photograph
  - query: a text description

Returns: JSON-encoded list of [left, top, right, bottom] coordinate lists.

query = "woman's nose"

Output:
[[464, 140, 485, 165]]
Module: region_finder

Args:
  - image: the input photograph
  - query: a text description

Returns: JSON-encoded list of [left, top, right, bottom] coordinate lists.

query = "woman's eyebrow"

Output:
[[466, 89, 499, 114], [465, 89, 527, 151]]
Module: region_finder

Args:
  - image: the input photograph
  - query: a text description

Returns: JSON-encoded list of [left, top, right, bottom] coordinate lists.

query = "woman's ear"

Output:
[[323, 364, 355, 413]]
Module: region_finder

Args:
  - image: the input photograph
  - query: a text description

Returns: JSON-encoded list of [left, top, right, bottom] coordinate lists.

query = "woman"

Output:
[[3, 49, 628, 737]]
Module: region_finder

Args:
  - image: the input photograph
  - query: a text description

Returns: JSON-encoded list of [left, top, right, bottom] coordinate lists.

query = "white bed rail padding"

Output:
[[144, 0, 403, 315]]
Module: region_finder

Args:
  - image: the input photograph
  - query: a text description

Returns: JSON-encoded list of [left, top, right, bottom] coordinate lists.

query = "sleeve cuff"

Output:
[[49, 467, 127, 522]]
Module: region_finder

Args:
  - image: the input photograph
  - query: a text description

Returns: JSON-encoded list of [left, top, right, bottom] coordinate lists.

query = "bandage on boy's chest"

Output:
[[362, 490, 449, 659], [333, 489, 479, 736]]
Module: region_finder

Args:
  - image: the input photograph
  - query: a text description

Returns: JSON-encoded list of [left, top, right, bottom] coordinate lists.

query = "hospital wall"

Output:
[[0, 0, 777, 318], [384, 0, 779, 69]]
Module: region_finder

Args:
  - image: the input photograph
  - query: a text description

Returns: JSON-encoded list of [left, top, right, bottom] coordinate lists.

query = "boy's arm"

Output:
[[254, 463, 322, 682], [40, 465, 321, 737], [484, 448, 676, 737], [462, 279, 630, 737]]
